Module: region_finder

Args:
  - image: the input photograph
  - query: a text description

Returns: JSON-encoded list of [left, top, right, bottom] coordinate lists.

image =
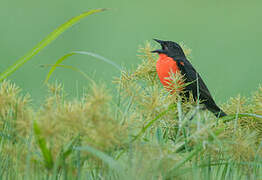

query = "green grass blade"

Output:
[[73, 51, 122, 71], [41, 64, 94, 82], [0, 8, 106, 82], [77, 145, 124, 173], [44, 51, 121, 83], [33, 121, 54, 170], [165, 145, 202, 178], [51, 139, 79, 180], [44, 53, 76, 83], [115, 104, 177, 160], [58, 135, 80, 161], [51, 135, 80, 176], [222, 113, 262, 122], [132, 103, 177, 142]]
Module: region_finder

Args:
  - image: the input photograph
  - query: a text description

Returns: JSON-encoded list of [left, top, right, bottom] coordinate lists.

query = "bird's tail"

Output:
[[208, 105, 227, 118], [213, 110, 227, 118]]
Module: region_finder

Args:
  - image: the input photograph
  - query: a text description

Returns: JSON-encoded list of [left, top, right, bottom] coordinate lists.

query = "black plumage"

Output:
[[152, 39, 226, 118]]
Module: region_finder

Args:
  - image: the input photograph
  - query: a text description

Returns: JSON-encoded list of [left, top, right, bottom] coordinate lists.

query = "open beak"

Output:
[[153, 39, 165, 44], [151, 49, 165, 53], [151, 39, 165, 53]]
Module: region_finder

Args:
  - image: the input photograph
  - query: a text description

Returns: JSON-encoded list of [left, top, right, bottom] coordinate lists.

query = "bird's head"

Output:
[[151, 39, 186, 59]]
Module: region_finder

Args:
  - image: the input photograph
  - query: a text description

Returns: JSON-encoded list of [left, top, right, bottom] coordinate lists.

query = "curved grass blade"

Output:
[[41, 64, 94, 83], [0, 8, 106, 82], [44, 53, 75, 83], [76, 145, 124, 173], [51, 135, 80, 176], [73, 51, 122, 71], [165, 145, 202, 179], [132, 103, 177, 142], [116, 104, 177, 160], [33, 121, 53, 170], [222, 113, 262, 123], [56, 135, 80, 164], [44, 51, 121, 83]]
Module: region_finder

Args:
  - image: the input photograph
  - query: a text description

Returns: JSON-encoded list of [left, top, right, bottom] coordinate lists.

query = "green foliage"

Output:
[[33, 121, 54, 170], [44, 51, 121, 83], [1, 44, 262, 179], [0, 9, 106, 82]]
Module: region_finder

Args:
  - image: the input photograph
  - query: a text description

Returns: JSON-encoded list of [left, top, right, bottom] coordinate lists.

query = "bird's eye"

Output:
[[163, 45, 168, 50]]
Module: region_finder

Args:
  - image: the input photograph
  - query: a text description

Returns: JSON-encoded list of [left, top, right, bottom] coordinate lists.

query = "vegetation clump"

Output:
[[0, 44, 262, 179]]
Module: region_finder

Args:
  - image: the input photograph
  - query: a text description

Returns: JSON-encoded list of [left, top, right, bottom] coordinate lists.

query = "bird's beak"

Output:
[[153, 39, 165, 44], [151, 39, 165, 53], [151, 49, 165, 53]]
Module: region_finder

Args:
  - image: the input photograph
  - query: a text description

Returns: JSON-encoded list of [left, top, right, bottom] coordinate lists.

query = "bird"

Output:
[[151, 39, 227, 118]]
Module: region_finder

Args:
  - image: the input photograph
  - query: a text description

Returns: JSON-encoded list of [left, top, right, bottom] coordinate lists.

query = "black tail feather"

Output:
[[214, 110, 227, 118], [207, 105, 227, 118]]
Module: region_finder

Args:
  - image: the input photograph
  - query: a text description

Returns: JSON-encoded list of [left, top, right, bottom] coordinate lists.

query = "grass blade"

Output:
[[41, 64, 93, 82], [115, 104, 177, 160], [76, 145, 124, 173], [58, 135, 80, 162], [222, 113, 262, 122], [44, 53, 75, 83], [165, 145, 202, 178], [44, 51, 121, 83], [73, 51, 122, 71], [0, 8, 106, 82], [33, 121, 53, 170], [132, 103, 177, 142]]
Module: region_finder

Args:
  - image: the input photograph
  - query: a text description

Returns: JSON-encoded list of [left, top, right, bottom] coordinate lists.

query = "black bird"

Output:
[[152, 39, 227, 118]]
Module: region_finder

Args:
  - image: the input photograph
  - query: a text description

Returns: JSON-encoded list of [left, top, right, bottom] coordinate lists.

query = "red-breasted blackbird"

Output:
[[152, 39, 226, 118]]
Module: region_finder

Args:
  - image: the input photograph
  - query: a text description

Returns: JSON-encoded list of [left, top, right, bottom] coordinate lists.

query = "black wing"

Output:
[[176, 58, 227, 117], [176, 59, 213, 102]]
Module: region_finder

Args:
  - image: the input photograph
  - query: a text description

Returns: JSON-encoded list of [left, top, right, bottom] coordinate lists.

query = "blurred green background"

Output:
[[1, 0, 261, 104]]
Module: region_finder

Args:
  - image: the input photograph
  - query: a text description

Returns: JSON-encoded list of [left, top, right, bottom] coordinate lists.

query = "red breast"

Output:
[[156, 53, 181, 92]]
